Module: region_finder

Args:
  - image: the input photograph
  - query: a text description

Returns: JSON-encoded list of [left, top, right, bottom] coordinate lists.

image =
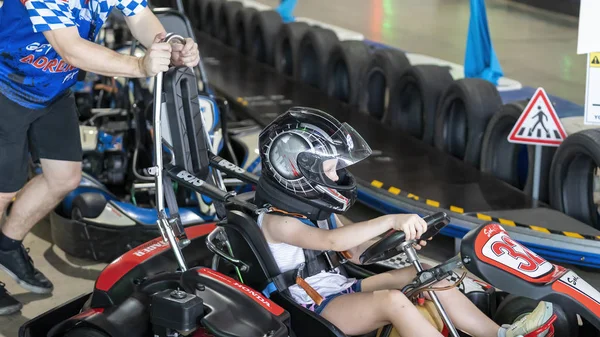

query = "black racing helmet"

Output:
[[258, 107, 372, 214]]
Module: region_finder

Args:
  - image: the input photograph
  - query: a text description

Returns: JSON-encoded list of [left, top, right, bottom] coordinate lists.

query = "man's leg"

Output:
[[0, 91, 82, 294]]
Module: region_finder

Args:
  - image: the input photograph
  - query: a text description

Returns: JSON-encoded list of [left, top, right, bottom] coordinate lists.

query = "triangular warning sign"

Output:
[[507, 87, 567, 146], [593, 56, 600, 65]]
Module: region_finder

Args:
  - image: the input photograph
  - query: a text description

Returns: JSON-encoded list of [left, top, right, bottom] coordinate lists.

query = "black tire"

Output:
[[217, 1, 243, 45], [201, 0, 222, 37], [63, 327, 110, 337], [549, 128, 600, 228], [296, 27, 340, 90], [71, 193, 108, 219], [385, 65, 454, 144], [493, 295, 578, 337], [248, 10, 283, 65], [324, 40, 371, 106], [231, 7, 258, 55], [357, 48, 411, 121], [433, 78, 503, 169], [273, 22, 310, 77], [480, 100, 556, 202], [189, 0, 204, 30]]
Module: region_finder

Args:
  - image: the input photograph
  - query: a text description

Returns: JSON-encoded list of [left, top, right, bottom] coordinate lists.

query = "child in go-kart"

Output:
[[253, 107, 554, 337]]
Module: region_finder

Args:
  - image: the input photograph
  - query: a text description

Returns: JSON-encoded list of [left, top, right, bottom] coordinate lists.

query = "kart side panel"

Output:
[[19, 293, 92, 337], [461, 223, 600, 330], [91, 223, 216, 307]]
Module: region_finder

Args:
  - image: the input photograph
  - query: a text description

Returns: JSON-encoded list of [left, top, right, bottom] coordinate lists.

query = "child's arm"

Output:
[[333, 215, 430, 264], [262, 213, 427, 253]]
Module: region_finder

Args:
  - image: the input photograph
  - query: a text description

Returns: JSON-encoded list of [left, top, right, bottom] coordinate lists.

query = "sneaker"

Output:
[[0, 282, 23, 315], [504, 301, 554, 337], [0, 245, 53, 294]]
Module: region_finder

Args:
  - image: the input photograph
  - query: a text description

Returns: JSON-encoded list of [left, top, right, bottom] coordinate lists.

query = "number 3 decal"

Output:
[[490, 235, 546, 272]]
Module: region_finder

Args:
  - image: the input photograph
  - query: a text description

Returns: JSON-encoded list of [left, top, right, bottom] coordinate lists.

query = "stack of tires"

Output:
[[181, 0, 600, 229]]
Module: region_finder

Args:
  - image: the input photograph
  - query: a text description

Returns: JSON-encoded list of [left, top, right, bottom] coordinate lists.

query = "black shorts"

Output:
[[0, 91, 82, 193]]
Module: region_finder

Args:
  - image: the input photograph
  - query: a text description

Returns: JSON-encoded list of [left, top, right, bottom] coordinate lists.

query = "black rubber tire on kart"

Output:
[[231, 6, 258, 55], [71, 193, 108, 219], [248, 10, 284, 66], [357, 48, 411, 121], [201, 0, 222, 37], [324, 40, 372, 106], [63, 327, 110, 337], [493, 295, 578, 337], [273, 22, 310, 77], [480, 100, 556, 202], [216, 1, 243, 46], [296, 27, 340, 90], [549, 128, 600, 229], [433, 78, 503, 169], [385, 65, 454, 144]]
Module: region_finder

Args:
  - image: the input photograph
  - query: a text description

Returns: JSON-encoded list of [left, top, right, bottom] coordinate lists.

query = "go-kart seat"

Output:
[[220, 210, 379, 337]]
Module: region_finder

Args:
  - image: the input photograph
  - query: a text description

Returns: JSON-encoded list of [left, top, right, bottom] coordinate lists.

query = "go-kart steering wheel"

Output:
[[359, 212, 450, 265]]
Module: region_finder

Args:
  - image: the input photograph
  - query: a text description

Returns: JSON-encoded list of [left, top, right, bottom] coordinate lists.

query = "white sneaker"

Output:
[[504, 301, 554, 337]]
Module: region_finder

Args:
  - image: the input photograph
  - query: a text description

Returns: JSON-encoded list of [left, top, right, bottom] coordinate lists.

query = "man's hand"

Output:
[[170, 37, 200, 68], [140, 32, 172, 77]]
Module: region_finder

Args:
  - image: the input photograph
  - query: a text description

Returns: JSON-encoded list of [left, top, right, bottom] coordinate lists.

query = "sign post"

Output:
[[584, 52, 600, 125], [507, 88, 567, 201]]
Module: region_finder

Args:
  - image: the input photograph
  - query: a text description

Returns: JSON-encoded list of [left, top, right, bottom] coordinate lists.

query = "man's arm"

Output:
[[43, 27, 147, 78], [123, 6, 167, 49]]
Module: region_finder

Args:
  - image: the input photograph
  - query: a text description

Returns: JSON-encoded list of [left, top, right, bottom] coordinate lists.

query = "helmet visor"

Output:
[[296, 123, 372, 177]]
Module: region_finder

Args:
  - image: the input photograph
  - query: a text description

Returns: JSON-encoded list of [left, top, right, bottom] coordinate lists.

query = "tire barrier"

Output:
[[480, 100, 556, 202], [201, 0, 221, 37], [434, 78, 503, 169], [248, 10, 284, 66], [324, 40, 371, 106], [217, 1, 243, 46], [296, 27, 340, 90], [273, 22, 310, 77], [232, 6, 258, 55], [385, 65, 453, 144], [550, 128, 600, 229], [357, 48, 410, 121]]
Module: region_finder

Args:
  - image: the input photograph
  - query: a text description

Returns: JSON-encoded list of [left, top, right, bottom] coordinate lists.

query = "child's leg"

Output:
[[319, 289, 444, 337], [360, 267, 501, 337]]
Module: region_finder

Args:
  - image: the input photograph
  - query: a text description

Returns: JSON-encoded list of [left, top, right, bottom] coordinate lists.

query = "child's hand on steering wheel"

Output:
[[391, 214, 427, 242]]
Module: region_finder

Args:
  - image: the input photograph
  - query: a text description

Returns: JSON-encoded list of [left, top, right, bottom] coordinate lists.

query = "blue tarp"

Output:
[[276, 0, 297, 23], [464, 0, 504, 85]]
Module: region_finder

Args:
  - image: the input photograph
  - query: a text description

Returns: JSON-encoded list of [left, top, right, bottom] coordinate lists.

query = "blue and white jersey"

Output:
[[0, 0, 147, 109]]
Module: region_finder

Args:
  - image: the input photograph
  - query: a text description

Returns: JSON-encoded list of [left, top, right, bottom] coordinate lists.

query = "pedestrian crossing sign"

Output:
[[507, 87, 567, 146]]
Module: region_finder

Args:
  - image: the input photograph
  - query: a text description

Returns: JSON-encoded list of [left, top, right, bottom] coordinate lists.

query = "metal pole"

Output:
[[153, 72, 165, 213], [151, 46, 188, 271], [404, 245, 460, 337], [532, 144, 542, 201]]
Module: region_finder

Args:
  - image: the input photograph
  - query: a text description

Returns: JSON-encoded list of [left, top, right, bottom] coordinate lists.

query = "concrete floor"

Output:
[[0, 218, 106, 337], [257, 0, 586, 105]]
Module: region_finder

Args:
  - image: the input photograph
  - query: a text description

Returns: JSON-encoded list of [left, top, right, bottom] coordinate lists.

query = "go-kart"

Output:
[[41, 7, 263, 262], [20, 42, 600, 337]]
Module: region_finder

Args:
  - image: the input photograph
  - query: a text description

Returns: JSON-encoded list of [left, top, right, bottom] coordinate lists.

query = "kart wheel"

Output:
[[63, 327, 110, 337], [493, 295, 578, 337], [71, 193, 108, 219]]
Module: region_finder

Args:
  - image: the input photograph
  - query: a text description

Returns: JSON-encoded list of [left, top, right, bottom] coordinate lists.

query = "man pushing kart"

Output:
[[253, 107, 555, 337], [0, 0, 200, 315]]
